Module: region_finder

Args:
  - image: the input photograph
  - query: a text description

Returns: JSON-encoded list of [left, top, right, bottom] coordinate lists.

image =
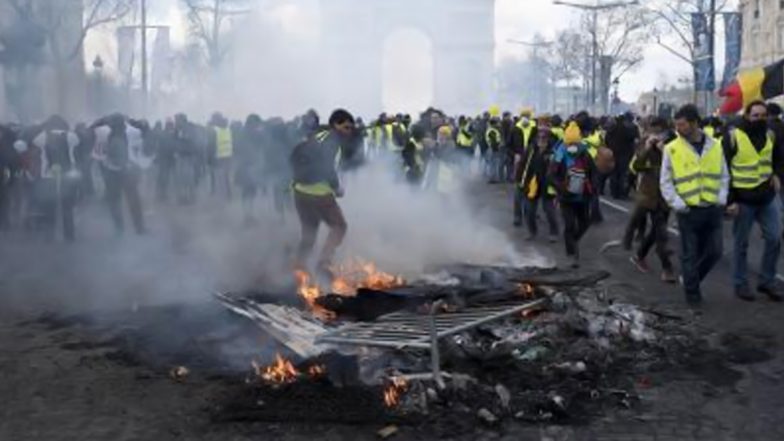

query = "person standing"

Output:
[[290, 109, 354, 277], [723, 100, 783, 301], [629, 116, 677, 283], [208, 112, 234, 200], [23, 116, 81, 241], [549, 121, 597, 268], [516, 115, 560, 242], [660, 104, 730, 307], [91, 114, 147, 235]]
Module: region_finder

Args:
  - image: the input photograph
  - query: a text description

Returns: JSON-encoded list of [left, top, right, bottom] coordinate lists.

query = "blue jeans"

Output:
[[676, 206, 724, 302], [732, 199, 782, 289]]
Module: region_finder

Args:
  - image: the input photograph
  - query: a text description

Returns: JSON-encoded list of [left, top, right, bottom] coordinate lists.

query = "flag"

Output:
[[719, 58, 784, 114], [691, 12, 715, 92], [117, 27, 136, 85], [720, 13, 742, 92], [150, 27, 171, 93]]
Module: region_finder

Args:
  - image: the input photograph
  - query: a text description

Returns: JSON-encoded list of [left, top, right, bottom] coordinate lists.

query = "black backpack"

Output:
[[44, 131, 71, 170]]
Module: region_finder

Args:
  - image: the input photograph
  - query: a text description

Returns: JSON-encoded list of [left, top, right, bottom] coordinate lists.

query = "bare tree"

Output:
[[582, 5, 655, 83], [4, 0, 134, 114], [647, 0, 730, 68], [181, 0, 256, 70]]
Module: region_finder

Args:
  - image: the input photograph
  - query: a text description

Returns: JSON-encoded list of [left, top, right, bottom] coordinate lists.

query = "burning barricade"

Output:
[[213, 262, 717, 430]]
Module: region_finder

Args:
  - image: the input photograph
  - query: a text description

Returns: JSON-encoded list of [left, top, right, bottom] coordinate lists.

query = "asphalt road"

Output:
[[1, 180, 783, 441]]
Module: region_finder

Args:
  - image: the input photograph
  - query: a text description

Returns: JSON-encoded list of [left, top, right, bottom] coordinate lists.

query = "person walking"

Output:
[[723, 100, 783, 301], [660, 104, 730, 307], [549, 121, 597, 268]]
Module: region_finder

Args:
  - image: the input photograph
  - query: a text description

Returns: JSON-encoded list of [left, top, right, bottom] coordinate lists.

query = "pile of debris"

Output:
[[212, 264, 716, 430]]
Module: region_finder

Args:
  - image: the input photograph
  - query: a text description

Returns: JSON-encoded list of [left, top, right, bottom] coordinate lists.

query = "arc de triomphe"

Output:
[[319, 0, 496, 115]]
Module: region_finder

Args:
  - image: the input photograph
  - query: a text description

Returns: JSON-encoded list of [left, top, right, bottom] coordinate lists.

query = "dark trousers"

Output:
[[676, 206, 723, 301], [294, 191, 347, 268], [590, 174, 604, 223], [623, 204, 649, 250], [210, 157, 233, 199], [636, 208, 673, 271], [103, 166, 145, 235], [561, 201, 590, 257], [522, 193, 559, 237], [610, 162, 630, 199], [32, 177, 77, 241], [156, 161, 174, 203]]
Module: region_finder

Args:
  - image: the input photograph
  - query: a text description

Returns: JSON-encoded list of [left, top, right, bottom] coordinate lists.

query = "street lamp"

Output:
[[552, 0, 640, 114]]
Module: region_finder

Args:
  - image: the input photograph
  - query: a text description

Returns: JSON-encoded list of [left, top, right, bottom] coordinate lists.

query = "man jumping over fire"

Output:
[[290, 109, 356, 280]]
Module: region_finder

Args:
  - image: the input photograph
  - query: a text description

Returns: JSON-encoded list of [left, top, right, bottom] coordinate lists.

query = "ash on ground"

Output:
[[213, 286, 738, 434]]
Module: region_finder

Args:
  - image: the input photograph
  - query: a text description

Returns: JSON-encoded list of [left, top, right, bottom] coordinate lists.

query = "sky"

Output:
[[86, 0, 736, 104]]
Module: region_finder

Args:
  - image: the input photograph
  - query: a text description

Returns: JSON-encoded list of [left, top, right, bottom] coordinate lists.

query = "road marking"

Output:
[[599, 197, 784, 283]]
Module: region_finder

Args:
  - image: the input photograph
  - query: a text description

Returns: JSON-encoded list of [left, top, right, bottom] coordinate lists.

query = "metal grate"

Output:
[[315, 298, 548, 350]]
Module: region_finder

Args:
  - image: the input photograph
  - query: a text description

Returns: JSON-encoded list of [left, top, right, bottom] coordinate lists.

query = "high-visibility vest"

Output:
[[456, 125, 473, 148], [215, 127, 233, 159], [665, 136, 724, 206], [704, 126, 722, 144], [551, 127, 564, 140], [730, 128, 774, 189], [515, 121, 534, 147], [485, 127, 501, 147], [585, 131, 603, 159]]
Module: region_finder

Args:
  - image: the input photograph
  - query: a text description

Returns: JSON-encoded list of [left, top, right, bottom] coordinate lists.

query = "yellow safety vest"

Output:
[[585, 131, 603, 159], [215, 127, 233, 159], [515, 122, 534, 147], [456, 125, 473, 148], [551, 127, 564, 141], [731, 129, 774, 189], [665, 136, 723, 206], [485, 127, 500, 147]]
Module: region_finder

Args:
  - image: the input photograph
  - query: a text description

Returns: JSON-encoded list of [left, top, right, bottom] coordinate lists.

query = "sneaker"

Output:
[[513, 219, 522, 228], [569, 255, 580, 269], [661, 270, 677, 284], [757, 285, 784, 302], [735, 285, 756, 302], [548, 234, 558, 244], [630, 255, 650, 273]]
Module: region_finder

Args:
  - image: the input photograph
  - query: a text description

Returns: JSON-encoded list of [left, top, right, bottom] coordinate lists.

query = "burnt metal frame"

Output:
[[315, 298, 547, 350]]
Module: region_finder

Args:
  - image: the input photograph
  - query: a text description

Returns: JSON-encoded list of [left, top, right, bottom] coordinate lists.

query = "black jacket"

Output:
[[290, 128, 342, 190]]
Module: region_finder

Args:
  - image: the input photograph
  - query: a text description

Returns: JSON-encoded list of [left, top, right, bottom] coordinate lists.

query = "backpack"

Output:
[[44, 131, 71, 171]]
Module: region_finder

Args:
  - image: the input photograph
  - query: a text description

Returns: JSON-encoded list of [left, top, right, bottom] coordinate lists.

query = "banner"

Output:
[[721, 12, 742, 92], [691, 12, 715, 91], [117, 27, 136, 85], [151, 27, 172, 93]]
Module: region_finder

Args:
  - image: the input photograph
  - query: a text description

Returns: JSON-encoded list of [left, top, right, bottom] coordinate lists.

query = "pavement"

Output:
[[1, 180, 783, 441]]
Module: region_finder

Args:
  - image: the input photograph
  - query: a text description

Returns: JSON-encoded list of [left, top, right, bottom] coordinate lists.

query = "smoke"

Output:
[[338, 160, 551, 276]]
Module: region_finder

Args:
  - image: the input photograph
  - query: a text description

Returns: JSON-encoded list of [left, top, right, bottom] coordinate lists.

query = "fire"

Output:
[[330, 259, 405, 295], [254, 353, 300, 384], [383, 377, 409, 408], [294, 270, 321, 306], [307, 364, 326, 378], [519, 283, 535, 298]]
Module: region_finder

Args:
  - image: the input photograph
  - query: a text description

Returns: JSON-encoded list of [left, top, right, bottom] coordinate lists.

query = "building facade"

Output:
[[739, 0, 784, 69]]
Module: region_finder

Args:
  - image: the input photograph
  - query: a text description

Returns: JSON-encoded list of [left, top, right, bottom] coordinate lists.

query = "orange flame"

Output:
[[294, 270, 321, 306], [519, 283, 535, 298], [383, 377, 409, 408], [254, 353, 300, 384], [330, 259, 405, 295], [307, 364, 326, 378]]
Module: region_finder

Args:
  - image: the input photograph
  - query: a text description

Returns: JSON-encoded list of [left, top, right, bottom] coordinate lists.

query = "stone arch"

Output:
[[320, 0, 495, 115]]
